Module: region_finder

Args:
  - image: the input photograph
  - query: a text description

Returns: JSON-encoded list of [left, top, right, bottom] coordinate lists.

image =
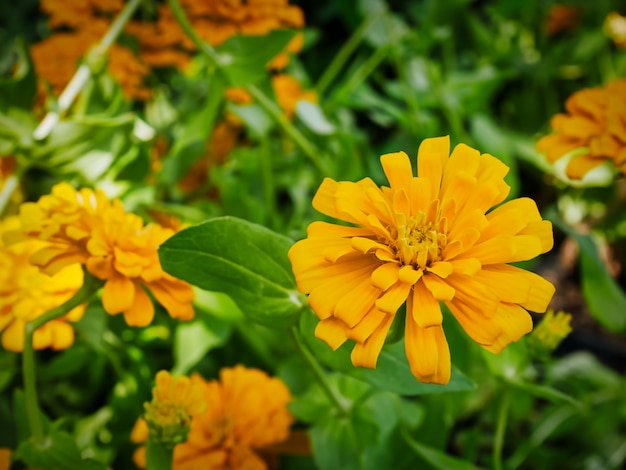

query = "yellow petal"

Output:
[[404, 318, 451, 384], [335, 276, 383, 328], [445, 297, 502, 346], [421, 275, 455, 301], [307, 221, 372, 238], [350, 313, 394, 369], [315, 317, 348, 350], [123, 285, 155, 326], [371, 263, 400, 290], [102, 276, 135, 314], [518, 220, 554, 255], [375, 281, 412, 314], [410, 281, 442, 327], [449, 258, 481, 276], [51, 322, 75, 350], [398, 265, 423, 284], [427, 261, 452, 278], [417, 135, 450, 195], [148, 281, 193, 320], [346, 307, 388, 343], [130, 417, 149, 443], [2, 320, 24, 352], [482, 303, 533, 354], [380, 151, 413, 193]]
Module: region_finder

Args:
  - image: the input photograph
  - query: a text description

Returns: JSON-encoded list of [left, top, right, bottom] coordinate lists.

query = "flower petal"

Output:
[[102, 276, 135, 314], [375, 281, 412, 314], [411, 281, 443, 328], [405, 318, 451, 385], [315, 317, 348, 350], [482, 303, 533, 354], [381, 151, 413, 193], [417, 135, 450, 196], [123, 284, 155, 327], [350, 313, 394, 369]]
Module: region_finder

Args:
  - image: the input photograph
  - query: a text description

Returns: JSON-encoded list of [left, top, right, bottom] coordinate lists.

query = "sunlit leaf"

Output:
[[159, 216, 304, 328]]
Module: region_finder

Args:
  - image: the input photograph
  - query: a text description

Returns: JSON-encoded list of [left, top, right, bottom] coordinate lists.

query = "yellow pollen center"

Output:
[[392, 212, 447, 268]]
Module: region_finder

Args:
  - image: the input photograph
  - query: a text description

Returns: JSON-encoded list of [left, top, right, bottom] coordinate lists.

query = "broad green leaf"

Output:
[[551, 216, 626, 332], [300, 311, 476, 395], [159, 216, 304, 328], [172, 312, 232, 374], [15, 431, 106, 470], [216, 29, 296, 86], [310, 416, 362, 470]]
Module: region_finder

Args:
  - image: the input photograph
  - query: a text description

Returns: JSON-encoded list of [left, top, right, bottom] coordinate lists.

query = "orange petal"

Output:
[[404, 318, 451, 384], [411, 281, 442, 328], [102, 276, 135, 314], [350, 313, 394, 369], [315, 317, 348, 350], [380, 151, 413, 194], [482, 303, 533, 354], [417, 135, 450, 196], [565, 154, 606, 179], [123, 285, 155, 326]]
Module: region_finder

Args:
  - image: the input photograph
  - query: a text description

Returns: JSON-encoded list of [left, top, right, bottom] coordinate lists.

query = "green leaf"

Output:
[[14, 431, 106, 470], [402, 432, 485, 470], [216, 29, 296, 86], [300, 311, 476, 395], [296, 101, 336, 135], [551, 216, 626, 332], [159, 216, 304, 328], [172, 312, 232, 374], [310, 416, 362, 470], [0, 38, 37, 109]]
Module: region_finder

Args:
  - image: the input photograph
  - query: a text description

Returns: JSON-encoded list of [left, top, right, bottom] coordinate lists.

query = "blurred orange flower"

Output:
[[271, 74, 317, 119], [132, 365, 294, 470], [537, 79, 626, 179], [32, 0, 150, 102], [126, 0, 305, 71], [3, 183, 194, 327], [545, 4, 580, 36], [289, 136, 555, 384], [0, 216, 85, 352]]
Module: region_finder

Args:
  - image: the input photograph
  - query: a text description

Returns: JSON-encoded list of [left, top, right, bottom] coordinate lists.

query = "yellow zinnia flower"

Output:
[[3, 183, 194, 327], [289, 136, 556, 384], [132, 365, 294, 469], [0, 216, 85, 352], [529, 309, 572, 351], [536, 79, 626, 179]]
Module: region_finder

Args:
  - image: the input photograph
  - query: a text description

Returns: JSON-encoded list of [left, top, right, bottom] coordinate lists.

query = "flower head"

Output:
[[141, 370, 206, 445], [0, 216, 85, 352], [536, 79, 626, 179], [529, 309, 572, 351], [3, 183, 194, 327], [132, 365, 293, 469], [289, 136, 555, 384]]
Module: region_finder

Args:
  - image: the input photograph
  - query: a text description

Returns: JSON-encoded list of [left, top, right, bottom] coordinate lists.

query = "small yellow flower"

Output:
[[537, 79, 626, 179], [3, 183, 194, 327], [289, 136, 556, 384], [132, 365, 293, 470], [529, 309, 573, 351], [0, 216, 85, 352]]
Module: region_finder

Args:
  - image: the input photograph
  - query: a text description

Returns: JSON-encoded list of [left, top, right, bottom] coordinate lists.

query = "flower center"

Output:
[[392, 212, 446, 268]]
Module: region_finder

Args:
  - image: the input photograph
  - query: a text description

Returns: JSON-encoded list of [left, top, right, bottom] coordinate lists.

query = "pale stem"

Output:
[[288, 324, 350, 417], [146, 438, 174, 470], [0, 174, 19, 217], [33, 0, 143, 141], [23, 272, 103, 443]]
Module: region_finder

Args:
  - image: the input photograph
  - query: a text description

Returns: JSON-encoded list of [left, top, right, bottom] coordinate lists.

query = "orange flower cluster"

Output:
[[537, 79, 626, 179], [3, 183, 194, 327], [32, 0, 151, 102], [0, 216, 85, 352], [132, 365, 293, 470], [126, 0, 305, 71]]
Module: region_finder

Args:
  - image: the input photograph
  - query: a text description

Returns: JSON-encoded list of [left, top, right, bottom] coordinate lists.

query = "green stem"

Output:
[[23, 271, 103, 443], [167, 0, 328, 176], [315, 8, 382, 95], [146, 438, 174, 470], [245, 85, 327, 174], [338, 45, 390, 98], [33, 0, 143, 140], [493, 388, 512, 470], [288, 324, 349, 417]]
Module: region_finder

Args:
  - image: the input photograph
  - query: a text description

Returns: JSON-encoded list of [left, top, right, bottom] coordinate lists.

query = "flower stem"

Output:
[[493, 388, 511, 470], [33, 0, 143, 140], [315, 8, 382, 95], [146, 439, 174, 470], [23, 271, 103, 443], [167, 0, 328, 175], [288, 324, 349, 417]]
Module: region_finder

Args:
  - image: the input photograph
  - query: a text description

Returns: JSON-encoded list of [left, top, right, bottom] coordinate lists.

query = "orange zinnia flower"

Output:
[[0, 216, 85, 352], [289, 136, 555, 384], [132, 365, 293, 469], [537, 79, 626, 179], [3, 183, 194, 327]]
